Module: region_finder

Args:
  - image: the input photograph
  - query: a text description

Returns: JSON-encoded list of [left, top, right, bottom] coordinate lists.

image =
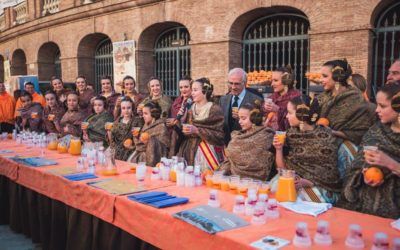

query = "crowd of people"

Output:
[[0, 59, 399, 219]]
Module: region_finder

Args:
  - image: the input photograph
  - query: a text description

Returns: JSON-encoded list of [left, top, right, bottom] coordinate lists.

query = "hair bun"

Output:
[[392, 91, 400, 113]]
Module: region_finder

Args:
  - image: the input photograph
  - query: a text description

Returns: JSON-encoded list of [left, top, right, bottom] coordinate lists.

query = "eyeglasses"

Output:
[[227, 82, 243, 86]]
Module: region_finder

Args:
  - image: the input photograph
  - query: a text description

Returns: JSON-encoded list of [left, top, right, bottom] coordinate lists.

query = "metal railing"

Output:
[[14, 1, 27, 25], [95, 38, 114, 93], [42, 0, 60, 15], [243, 13, 310, 93]]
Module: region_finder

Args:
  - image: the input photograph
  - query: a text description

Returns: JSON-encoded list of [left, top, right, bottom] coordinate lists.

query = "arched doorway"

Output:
[[154, 27, 190, 96], [242, 13, 310, 92], [37, 42, 62, 80], [371, 1, 400, 96], [95, 38, 113, 92], [11, 49, 27, 76], [77, 33, 113, 93]]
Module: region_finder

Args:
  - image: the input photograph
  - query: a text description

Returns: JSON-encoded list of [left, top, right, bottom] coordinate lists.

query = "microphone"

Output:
[[176, 97, 193, 121]]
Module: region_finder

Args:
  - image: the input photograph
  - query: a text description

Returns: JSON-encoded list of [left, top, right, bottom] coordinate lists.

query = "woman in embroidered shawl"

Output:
[[16, 91, 44, 132], [42, 90, 65, 134], [113, 75, 145, 118], [108, 97, 143, 161], [318, 59, 376, 177], [100, 75, 120, 117], [59, 92, 86, 137], [128, 101, 170, 167], [177, 78, 225, 172], [273, 95, 342, 204], [264, 66, 301, 131], [82, 96, 114, 147], [76, 76, 95, 116], [221, 101, 275, 180], [51, 77, 71, 106], [139, 77, 172, 118], [338, 83, 400, 218]]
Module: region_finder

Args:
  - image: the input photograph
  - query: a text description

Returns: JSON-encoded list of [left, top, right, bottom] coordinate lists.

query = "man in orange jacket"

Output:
[[14, 82, 46, 117], [0, 82, 15, 133]]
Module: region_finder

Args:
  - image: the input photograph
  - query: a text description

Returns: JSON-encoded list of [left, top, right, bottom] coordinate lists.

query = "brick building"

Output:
[[0, 0, 398, 96]]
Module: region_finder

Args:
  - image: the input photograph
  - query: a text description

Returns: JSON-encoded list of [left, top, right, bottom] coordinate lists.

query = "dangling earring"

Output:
[[334, 82, 340, 92], [284, 85, 288, 93], [299, 120, 304, 131]]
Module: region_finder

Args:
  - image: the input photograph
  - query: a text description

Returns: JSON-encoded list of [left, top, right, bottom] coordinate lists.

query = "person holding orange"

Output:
[[16, 91, 44, 132], [42, 90, 65, 134], [339, 83, 400, 219], [59, 92, 86, 137], [0, 82, 15, 133], [108, 96, 143, 161], [272, 95, 341, 204], [128, 101, 170, 167], [14, 82, 46, 117]]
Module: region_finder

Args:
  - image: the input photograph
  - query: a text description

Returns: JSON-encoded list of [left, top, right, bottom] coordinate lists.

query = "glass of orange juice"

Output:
[[258, 182, 270, 194], [105, 122, 113, 130], [229, 176, 240, 194], [132, 127, 141, 137], [31, 112, 38, 119], [212, 174, 221, 190], [275, 169, 297, 202], [238, 178, 250, 196], [81, 122, 89, 130], [48, 114, 55, 121], [275, 131, 287, 144], [220, 176, 230, 191], [205, 174, 213, 187]]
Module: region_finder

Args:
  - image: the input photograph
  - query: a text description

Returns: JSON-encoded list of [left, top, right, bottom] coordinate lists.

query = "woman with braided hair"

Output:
[[128, 101, 170, 167], [177, 77, 225, 172], [318, 59, 376, 177], [338, 83, 400, 218], [273, 95, 342, 204], [221, 100, 275, 180]]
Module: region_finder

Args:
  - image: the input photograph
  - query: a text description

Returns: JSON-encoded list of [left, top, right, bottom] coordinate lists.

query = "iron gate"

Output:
[[243, 13, 310, 93], [95, 38, 113, 93], [55, 50, 61, 79], [372, 2, 400, 97], [155, 27, 190, 96]]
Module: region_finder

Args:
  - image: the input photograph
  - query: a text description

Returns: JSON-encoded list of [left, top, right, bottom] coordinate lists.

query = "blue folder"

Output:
[[63, 173, 98, 181], [127, 191, 188, 208], [11, 157, 57, 167]]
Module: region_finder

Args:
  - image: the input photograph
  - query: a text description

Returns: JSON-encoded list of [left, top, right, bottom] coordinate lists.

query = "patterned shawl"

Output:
[[286, 126, 342, 193], [221, 126, 275, 180], [141, 95, 172, 118], [78, 88, 95, 116], [177, 104, 225, 166], [318, 86, 376, 145], [271, 89, 301, 131], [110, 116, 143, 161], [60, 109, 86, 137], [18, 103, 43, 133], [43, 105, 66, 134], [130, 118, 170, 167], [170, 96, 185, 118], [103, 92, 121, 116], [339, 122, 400, 219], [85, 111, 114, 147]]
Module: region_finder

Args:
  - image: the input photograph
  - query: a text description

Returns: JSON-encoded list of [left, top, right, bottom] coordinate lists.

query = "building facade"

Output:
[[0, 0, 398, 96]]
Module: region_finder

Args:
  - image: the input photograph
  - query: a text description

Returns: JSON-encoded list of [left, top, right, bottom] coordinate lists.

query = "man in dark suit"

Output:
[[219, 68, 263, 145]]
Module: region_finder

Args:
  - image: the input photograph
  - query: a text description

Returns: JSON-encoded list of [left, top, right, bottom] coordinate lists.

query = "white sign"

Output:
[[112, 40, 136, 93]]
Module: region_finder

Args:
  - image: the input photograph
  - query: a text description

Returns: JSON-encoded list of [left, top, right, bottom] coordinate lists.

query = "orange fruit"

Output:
[[156, 162, 162, 168], [140, 132, 150, 143], [317, 118, 330, 127], [363, 167, 383, 184], [267, 112, 276, 120], [123, 139, 132, 148]]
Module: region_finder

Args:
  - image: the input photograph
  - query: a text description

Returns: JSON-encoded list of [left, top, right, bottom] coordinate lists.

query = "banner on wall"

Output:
[[4, 60, 10, 82], [112, 40, 136, 93]]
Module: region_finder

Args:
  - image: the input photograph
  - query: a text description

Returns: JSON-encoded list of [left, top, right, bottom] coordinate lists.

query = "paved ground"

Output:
[[0, 225, 41, 250]]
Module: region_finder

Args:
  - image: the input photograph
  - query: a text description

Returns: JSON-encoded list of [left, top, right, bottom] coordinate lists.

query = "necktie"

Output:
[[232, 95, 239, 108]]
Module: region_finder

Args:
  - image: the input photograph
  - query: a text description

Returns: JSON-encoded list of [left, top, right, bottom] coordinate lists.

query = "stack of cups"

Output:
[[232, 195, 245, 214], [208, 189, 220, 208], [293, 222, 312, 248], [314, 220, 332, 246], [345, 224, 365, 249], [251, 201, 266, 225], [371, 232, 389, 250], [265, 198, 279, 219]]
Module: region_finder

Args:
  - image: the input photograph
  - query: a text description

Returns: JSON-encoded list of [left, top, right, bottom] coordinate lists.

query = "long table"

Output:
[[0, 140, 398, 250]]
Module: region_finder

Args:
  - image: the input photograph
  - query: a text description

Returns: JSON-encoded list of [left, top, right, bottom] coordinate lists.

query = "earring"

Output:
[[335, 82, 340, 92], [299, 120, 304, 131], [284, 85, 288, 93]]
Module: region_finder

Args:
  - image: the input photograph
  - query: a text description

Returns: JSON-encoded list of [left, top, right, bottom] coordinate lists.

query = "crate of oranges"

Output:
[[305, 72, 322, 84], [246, 70, 272, 87]]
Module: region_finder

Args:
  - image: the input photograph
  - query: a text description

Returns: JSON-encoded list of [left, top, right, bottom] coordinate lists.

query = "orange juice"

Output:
[[69, 138, 82, 155], [238, 186, 248, 196], [205, 177, 213, 187], [212, 181, 221, 190], [57, 143, 68, 153], [47, 141, 58, 150], [229, 183, 238, 194], [81, 122, 89, 130], [105, 122, 113, 130], [100, 169, 118, 176], [130, 165, 137, 173], [170, 169, 177, 182], [275, 177, 297, 202], [221, 181, 230, 191], [48, 114, 55, 121], [258, 187, 270, 195], [31, 112, 38, 119], [276, 132, 286, 144]]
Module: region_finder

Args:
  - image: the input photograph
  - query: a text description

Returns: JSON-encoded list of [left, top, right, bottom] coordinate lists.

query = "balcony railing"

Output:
[[14, 1, 27, 25], [42, 0, 60, 16], [0, 14, 5, 31]]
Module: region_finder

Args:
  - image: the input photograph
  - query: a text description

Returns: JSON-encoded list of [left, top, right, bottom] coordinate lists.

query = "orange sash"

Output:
[[199, 141, 220, 171]]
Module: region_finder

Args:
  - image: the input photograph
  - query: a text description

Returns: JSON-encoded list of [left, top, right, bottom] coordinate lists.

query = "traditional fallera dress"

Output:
[[78, 88, 95, 116], [42, 104, 65, 134], [177, 102, 225, 172], [18, 103, 44, 133], [84, 111, 114, 147], [140, 95, 172, 118], [268, 89, 301, 131], [338, 122, 400, 219], [59, 109, 86, 137], [221, 126, 275, 180], [128, 118, 170, 167]]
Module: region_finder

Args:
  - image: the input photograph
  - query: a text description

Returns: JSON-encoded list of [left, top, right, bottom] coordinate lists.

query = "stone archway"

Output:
[[11, 49, 27, 76], [37, 42, 61, 81]]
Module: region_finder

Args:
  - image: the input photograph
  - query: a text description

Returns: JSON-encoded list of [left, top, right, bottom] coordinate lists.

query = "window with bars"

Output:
[[155, 27, 191, 96], [95, 38, 113, 93], [242, 13, 310, 93], [371, 2, 400, 97]]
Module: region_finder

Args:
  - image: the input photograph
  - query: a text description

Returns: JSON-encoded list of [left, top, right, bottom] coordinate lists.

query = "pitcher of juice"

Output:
[[47, 133, 58, 150], [102, 148, 118, 175], [275, 169, 297, 202], [69, 137, 82, 155]]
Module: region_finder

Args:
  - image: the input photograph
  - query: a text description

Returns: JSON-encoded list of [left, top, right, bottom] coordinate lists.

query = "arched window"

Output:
[[95, 38, 113, 93], [154, 27, 190, 96], [243, 14, 310, 92], [371, 2, 400, 96]]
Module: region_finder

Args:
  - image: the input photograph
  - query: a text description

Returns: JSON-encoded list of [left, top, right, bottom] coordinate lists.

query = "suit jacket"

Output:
[[219, 89, 263, 145]]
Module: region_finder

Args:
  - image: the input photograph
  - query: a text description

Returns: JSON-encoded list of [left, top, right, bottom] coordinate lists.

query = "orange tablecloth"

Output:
[[0, 140, 398, 249]]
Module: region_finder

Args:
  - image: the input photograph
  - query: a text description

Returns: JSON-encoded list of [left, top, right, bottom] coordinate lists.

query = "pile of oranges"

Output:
[[246, 70, 272, 86], [305, 72, 322, 83]]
